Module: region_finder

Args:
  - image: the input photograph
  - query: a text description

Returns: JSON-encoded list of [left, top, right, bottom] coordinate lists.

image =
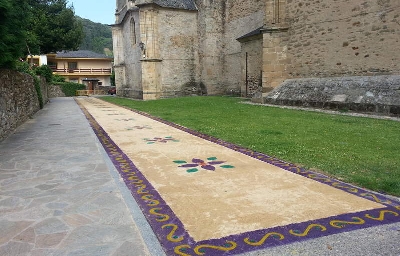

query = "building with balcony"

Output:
[[28, 50, 113, 87]]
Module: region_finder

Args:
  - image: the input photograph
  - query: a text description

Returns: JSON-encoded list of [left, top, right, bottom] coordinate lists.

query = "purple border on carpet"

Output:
[[77, 100, 400, 256]]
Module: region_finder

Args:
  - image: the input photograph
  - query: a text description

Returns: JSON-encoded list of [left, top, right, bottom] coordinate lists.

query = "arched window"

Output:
[[130, 17, 136, 45]]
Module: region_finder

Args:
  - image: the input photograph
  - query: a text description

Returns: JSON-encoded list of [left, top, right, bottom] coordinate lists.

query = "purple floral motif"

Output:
[[144, 136, 179, 144], [126, 125, 152, 131], [133, 125, 152, 130], [174, 157, 234, 172]]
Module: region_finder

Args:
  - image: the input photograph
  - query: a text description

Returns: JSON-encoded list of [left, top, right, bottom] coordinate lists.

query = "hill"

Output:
[[77, 17, 113, 57]]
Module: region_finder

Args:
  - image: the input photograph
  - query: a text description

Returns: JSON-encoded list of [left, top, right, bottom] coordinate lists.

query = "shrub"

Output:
[[15, 60, 31, 74], [34, 65, 53, 82], [53, 82, 85, 97], [52, 74, 65, 83]]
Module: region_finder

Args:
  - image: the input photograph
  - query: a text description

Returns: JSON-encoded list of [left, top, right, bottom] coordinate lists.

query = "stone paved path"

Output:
[[0, 98, 160, 256], [1, 97, 399, 256]]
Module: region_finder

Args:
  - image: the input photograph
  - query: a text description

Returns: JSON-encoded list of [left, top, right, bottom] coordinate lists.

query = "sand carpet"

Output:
[[76, 97, 400, 256]]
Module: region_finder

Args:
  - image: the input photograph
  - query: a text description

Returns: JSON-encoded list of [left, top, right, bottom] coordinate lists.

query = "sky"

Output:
[[68, 0, 115, 25]]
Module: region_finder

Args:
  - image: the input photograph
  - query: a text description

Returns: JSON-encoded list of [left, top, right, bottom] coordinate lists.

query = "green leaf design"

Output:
[[220, 165, 234, 168], [207, 157, 218, 161], [173, 160, 187, 164], [187, 168, 199, 173]]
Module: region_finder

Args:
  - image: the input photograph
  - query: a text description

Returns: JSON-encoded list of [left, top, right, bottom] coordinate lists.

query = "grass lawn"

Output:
[[101, 96, 400, 197]]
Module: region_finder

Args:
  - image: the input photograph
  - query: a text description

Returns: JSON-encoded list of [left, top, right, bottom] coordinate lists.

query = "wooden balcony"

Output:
[[51, 67, 112, 75]]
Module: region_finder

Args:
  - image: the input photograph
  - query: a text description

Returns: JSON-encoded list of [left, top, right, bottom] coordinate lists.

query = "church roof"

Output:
[[136, 0, 197, 10], [56, 50, 112, 59], [236, 26, 264, 41]]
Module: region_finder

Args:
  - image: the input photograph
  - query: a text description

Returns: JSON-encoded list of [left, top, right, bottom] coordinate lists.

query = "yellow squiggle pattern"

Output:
[[244, 232, 284, 246], [141, 195, 160, 206], [162, 224, 184, 242], [289, 224, 326, 237], [307, 174, 332, 182], [289, 166, 308, 174], [365, 210, 399, 221], [149, 208, 170, 222], [331, 182, 358, 193], [194, 241, 237, 255], [330, 217, 365, 228], [174, 245, 191, 256], [360, 193, 392, 204], [136, 184, 149, 194]]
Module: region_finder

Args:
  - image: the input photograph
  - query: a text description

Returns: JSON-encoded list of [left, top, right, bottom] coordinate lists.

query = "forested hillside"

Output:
[[77, 17, 113, 56]]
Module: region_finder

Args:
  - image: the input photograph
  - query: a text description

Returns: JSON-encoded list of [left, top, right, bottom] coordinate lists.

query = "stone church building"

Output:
[[112, 0, 400, 101]]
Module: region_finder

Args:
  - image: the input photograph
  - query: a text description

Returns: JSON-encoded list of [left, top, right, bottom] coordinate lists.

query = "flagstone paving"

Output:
[[0, 97, 399, 256], [0, 98, 158, 256]]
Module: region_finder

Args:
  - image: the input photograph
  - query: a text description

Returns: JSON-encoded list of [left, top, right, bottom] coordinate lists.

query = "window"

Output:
[[130, 18, 136, 45], [68, 62, 77, 70], [48, 61, 57, 71], [69, 78, 78, 83]]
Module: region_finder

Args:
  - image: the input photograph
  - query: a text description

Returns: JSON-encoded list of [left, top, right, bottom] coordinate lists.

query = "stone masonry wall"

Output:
[[194, 0, 266, 94], [158, 9, 198, 98], [224, 0, 265, 93], [195, 0, 226, 95], [0, 69, 47, 141], [286, 0, 400, 78], [264, 75, 400, 116], [116, 9, 143, 99], [241, 37, 263, 97]]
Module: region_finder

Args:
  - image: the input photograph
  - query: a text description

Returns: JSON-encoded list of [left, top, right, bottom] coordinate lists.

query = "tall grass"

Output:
[[101, 96, 400, 196]]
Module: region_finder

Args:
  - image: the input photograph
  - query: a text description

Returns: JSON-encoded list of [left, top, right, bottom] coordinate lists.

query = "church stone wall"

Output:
[[285, 0, 400, 78], [194, 0, 266, 94], [115, 10, 143, 98], [224, 0, 265, 93], [240, 37, 263, 97], [194, 0, 226, 95], [158, 9, 198, 97]]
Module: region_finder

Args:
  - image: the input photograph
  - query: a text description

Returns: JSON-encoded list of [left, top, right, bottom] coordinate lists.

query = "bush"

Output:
[[15, 60, 31, 74], [53, 82, 85, 97], [52, 74, 65, 83], [34, 65, 53, 82]]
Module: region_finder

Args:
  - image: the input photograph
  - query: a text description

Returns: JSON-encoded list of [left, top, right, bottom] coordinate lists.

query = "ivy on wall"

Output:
[[53, 82, 86, 97]]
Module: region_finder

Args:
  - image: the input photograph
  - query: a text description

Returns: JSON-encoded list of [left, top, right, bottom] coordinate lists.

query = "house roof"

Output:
[[136, 0, 197, 10], [56, 50, 112, 59]]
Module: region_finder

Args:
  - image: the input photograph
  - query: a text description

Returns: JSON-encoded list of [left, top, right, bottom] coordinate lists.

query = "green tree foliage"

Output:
[[0, 0, 30, 68], [78, 17, 113, 55], [0, 0, 84, 68], [34, 64, 53, 82], [27, 0, 84, 54]]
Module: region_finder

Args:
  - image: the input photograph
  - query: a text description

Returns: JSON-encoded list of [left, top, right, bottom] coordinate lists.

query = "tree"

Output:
[[0, 0, 30, 68], [0, 0, 83, 68], [27, 0, 84, 54], [78, 17, 113, 55]]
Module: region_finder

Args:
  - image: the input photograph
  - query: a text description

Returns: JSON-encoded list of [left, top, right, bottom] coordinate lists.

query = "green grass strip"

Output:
[[102, 96, 400, 197]]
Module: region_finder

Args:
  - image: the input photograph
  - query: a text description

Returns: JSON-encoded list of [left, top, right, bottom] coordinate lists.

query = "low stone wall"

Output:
[[49, 85, 65, 98], [0, 69, 48, 141], [263, 75, 400, 116]]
